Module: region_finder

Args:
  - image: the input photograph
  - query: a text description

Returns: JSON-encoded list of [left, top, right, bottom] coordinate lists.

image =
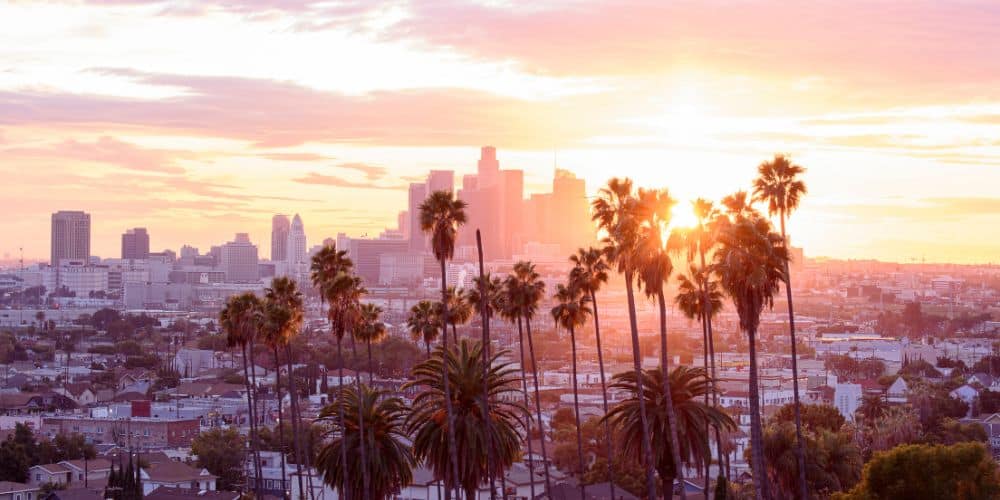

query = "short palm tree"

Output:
[[753, 154, 809, 500], [221, 292, 265, 497], [568, 246, 616, 499], [503, 261, 551, 494], [405, 340, 524, 499], [316, 385, 415, 499], [605, 366, 736, 496], [592, 177, 657, 500], [407, 300, 443, 356], [551, 282, 591, 498], [714, 208, 788, 500], [264, 277, 305, 495], [419, 190, 467, 494], [355, 303, 387, 384]]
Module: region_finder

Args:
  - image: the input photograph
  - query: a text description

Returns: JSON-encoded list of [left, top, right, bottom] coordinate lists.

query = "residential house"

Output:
[[144, 487, 239, 500], [27, 464, 71, 488], [886, 377, 910, 404], [950, 384, 979, 406], [56, 384, 96, 407], [140, 461, 217, 495], [0, 482, 40, 500]]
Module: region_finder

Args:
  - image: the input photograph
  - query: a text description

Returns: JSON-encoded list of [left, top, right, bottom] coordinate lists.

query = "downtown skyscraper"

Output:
[[51, 210, 91, 265], [121, 227, 150, 260], [271, 214, 290, 261]]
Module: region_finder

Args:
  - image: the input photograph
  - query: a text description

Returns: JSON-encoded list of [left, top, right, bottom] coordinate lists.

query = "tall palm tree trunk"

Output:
[[589, 290, 616, 500], [524, 317, 553, 495], [285, 344, 306, 500], [476, 230, 498, 500], [700, 248, 725, 482], [240, 343, 261, 498], [248, 341, 264, 496], [366, 340, 375, 385], [747, 325, 770, 500], [439, 259, 461, 498], [350, 339, 371, 500], [273, 347, 288, 498], [568, 325, 586, 500], [699, 305, 712, 498], [516, 317, 536, 500], [335, 338, 349, 500], [623, 273, 658, 500], [657, 290, 687, 500], [780, 214, 808, 500]]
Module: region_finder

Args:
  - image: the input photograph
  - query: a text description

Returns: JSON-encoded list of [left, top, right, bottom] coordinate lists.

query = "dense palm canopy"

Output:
[[316, 385, 415, 500], [752, 154, 807, 220], [468, 273, 505, 321], [310, 245, 353, 291], [220, 292, 262, 349], [674, 265, 723, 324], [355, 303, 387, 346], [419, 190, 468, 262], [404, 340, 524, 498], [407, 300, 443, 353], [263, 277, 304, 349], [714, 213, 788, 336], [606, 366, 736, 493]]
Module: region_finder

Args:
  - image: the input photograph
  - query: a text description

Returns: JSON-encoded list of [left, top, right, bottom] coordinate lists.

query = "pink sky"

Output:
[[1, 0, 999, 263]]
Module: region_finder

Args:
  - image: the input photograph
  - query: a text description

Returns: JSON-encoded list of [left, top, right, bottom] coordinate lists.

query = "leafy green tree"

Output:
[[834, 443, 1000, 500], [934, 418, 987, 445], [0, 437, 30, 482], [757, 422, 862, 498], [772, 403, 845, 434], [192, 428, 246, 491]]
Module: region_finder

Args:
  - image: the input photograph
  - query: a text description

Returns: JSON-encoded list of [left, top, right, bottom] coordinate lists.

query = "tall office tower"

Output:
[[408, 182, 427, 253], [121, 228, 150, 260], [220, 233, 259, 282], [286, 214, 307, 264], [398, 211, 409, 239], [51, 211, 91, 266], [271, 214, 290, 261], [477, 146, 499, 188], [551, 169, 594, 252], [426, 169, 455, 194], [499, 169, 524, 258]]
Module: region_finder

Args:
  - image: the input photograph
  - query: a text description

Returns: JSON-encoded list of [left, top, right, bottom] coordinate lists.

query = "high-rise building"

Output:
[[408, 183, 427, 253], [121, 228, 150, 260], [51, 211, 91, 266], [220, 233, 259, 283], [426, 169, 454, 194], [271, 214, 290, 261], [477, 146, 499, 188], [499, 169, 524, 258], [343, 237, 410, 285], [286, 214, 307, 265]]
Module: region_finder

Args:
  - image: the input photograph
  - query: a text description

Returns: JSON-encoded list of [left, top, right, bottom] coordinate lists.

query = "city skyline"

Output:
[[2, 1, 1000, 264]]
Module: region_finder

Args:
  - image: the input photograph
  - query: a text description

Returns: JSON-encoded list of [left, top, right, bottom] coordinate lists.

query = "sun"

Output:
[[669, 199, 700, 230]]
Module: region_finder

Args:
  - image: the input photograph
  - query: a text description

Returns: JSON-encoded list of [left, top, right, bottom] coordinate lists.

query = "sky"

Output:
[[1, 0, 999, 264]]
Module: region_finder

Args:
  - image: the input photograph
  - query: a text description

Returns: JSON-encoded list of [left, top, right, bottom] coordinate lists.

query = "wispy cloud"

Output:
[[292, 172, 404, 190]]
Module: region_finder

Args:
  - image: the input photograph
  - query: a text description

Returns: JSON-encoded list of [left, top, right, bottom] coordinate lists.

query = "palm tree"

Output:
[[551, 282, 591, 498], [753, 154, 808, 500], [591, 177, 657, 500], [407, 300, 443, 357], [444, 287, 473, 344], [405, 340, 524, 499], [324, 272, 370, 500], [714, 208, 788, 500], [675, 262, 726, 482], [316, 385, 415, 499], [220, 292, 264, 497], [263, 277, 305, 497], [356, 303, 387, 384], [503, 261, 552, 495], [309, 244, 353, 500], [634, 187, 688, 499], [605, 366, 736, 497], [568, 247, 616, 499], [419, 190, 467, 496]]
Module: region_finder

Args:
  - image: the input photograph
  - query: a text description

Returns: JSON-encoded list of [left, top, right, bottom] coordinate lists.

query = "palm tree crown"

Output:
[[404, 340, 524, 499], [419, 190, 468, 262], [752, 154, 807, 220], [407, 300, 442, 351], [316, 385, 415, 499]]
